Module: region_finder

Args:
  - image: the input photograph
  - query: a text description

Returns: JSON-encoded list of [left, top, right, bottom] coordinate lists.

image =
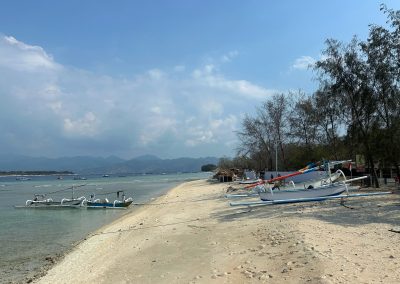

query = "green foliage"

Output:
[[201, 164, 217, 172], [235, 6, 400, 183]]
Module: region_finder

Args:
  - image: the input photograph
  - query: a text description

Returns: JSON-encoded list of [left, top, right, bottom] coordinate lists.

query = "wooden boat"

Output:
[[259, 174, 367, 201], [230, 191, 393, 207], [226, 171, 342, 198], [229, 175, 370, 206], [16, 177, 31, 181], [239, 179, 261, 185], [15, 194, 85, 208], [259, 182, 347, 201], [85, 191, 133, 209], [15, 185, 87, 209], [246, 160, 351, 189]]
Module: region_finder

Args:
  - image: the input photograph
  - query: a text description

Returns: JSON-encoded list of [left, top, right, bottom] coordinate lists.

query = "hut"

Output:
[[214, 168, 238, 182]]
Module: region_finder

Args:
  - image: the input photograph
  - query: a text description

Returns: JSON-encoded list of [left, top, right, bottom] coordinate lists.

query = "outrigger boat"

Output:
[[15, 185, 86, 209], [229, 174, 394, 207], [228, 171, 344, 198], [15, 194, 86, 208], [238, 170, 260, 185], [247, 160, 351, 188], [227, 161, 348, 198], [230, 191, 393, 207], [85, 190, 133, 209]]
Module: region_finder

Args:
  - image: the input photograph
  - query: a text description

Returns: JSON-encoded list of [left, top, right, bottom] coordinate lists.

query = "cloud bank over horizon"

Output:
[[0, 35, 279, 159]]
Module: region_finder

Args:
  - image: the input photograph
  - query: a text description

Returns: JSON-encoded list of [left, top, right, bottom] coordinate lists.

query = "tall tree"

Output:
[[313, 88, 343, 160], [288, 91, 318, 153], [236, 114, 273, 171], [315, 37, 381, 187], [265, 93, 289, 169], [361, 5, 400, 176]]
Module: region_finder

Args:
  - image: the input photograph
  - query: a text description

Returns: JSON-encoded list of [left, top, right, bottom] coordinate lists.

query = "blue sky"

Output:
[[0, 0, 399, 159]]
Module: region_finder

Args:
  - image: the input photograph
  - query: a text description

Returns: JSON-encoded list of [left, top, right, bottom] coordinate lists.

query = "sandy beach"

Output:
[[35, 179, 400, 284]]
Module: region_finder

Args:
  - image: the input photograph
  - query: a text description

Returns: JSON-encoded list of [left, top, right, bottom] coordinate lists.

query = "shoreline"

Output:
[[35, 180, 400, 283], [26, 181, 184, 283]]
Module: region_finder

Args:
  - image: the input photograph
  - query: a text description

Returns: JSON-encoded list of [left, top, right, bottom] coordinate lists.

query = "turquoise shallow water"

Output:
[[0, 172, 210, 283]]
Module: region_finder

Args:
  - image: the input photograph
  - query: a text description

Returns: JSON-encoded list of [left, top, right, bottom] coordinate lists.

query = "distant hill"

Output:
[[81, 156, 219, 175], [0, 154, 219, 174], [0, 154, 124, 172]]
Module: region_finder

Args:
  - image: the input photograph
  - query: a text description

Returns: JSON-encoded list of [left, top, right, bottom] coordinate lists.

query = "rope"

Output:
[[339, 197, 355, 209], [91, 217, 208, 236], [132, 196, 220, 206], [90, 206, 286, 237]]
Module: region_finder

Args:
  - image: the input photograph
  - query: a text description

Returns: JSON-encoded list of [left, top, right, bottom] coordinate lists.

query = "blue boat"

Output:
[[85, 191, 133, 209]]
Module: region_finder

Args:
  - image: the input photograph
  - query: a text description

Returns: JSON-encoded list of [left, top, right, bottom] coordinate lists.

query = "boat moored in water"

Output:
[[85, 190, 133, 209], [15, 194, 86, 208]]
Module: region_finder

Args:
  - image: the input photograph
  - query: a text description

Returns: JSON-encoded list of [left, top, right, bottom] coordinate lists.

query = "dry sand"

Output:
[[36, 180, 400, 284]]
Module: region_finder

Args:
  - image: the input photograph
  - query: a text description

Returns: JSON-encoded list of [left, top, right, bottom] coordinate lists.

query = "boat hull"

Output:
[[259, 184, 347, 201], [86, 200, 133, 209], [16, 198, 84, 209]]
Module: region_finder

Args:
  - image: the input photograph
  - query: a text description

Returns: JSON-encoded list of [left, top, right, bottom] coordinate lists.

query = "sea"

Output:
[[0, 172, 210, 283]]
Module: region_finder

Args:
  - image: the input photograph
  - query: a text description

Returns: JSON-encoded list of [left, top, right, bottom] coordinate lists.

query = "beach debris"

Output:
[[226, 186, 237, 192], [389, 228, 400, 234], [44, 256, 55, 264]]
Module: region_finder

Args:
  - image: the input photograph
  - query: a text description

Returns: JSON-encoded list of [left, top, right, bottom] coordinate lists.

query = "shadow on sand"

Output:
[[213, 189, 400, 228]]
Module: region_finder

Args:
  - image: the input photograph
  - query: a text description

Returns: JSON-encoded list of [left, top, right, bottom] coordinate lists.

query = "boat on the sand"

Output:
[[259, 182, 347, 201]]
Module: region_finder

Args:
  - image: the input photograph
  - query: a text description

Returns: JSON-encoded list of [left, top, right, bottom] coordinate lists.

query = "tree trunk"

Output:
[[367, 154, 380, 188]]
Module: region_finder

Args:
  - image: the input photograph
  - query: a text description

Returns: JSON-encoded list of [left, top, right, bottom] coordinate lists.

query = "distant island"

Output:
[[0, 154, 220, 175], [0, 170, 73, 176]]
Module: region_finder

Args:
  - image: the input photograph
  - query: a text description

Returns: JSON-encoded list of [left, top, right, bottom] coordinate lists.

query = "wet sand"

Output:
[[35, 180, 400, 283]]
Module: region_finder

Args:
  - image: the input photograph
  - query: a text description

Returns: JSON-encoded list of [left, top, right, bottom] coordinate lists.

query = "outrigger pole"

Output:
[[229, 191, 393, 207], [245, 160, 351, 189]]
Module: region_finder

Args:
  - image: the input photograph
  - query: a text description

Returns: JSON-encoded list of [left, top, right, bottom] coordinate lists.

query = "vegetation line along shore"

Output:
[[223, 5, 399, 189]]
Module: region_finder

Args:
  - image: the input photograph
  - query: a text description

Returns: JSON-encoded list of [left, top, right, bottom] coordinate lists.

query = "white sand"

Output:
[[36, 180, 400, 283]]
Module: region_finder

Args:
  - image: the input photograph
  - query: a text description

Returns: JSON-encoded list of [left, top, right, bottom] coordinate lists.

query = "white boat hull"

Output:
[[259, 183, 347, 201]]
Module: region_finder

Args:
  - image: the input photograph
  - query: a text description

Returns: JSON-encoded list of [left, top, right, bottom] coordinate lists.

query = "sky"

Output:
[[1, 0, 399, 159]]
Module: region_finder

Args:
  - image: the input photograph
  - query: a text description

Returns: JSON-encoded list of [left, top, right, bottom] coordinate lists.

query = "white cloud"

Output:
[[0, 35, 273, 158], [63, 112, 99, 137], [292, 55, 316, 70], [0, 35, 60, 72], [221, 50, 239, 62], [185, 115, 238, 147], [192, 64, 275, 99]]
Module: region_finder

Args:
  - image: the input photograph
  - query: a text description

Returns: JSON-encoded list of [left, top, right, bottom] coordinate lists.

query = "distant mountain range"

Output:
[[0, 154, 219, 174]]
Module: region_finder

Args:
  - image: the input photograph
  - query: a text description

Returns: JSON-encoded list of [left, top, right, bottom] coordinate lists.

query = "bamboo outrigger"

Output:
[[229, 191, 393, 207]]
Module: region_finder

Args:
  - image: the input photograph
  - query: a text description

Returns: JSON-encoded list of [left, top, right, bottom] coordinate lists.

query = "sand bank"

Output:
[[36, 180, 400, 283]]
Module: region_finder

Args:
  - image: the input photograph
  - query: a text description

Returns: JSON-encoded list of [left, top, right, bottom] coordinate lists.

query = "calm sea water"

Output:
[[0, 172, 210, 283]]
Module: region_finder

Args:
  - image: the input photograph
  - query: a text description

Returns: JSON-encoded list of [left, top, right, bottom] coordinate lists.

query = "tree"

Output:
[[288, 91, 318, 152], [236, 93, 290, 171], [265, 93, 289, 169], [315, 37, 382, 187], [313, 88, 343, 160], [361, 5, 400, 177], [235, 5, 400, 182], [201, 164, 217, 172], [236, 114, 273, 171]]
